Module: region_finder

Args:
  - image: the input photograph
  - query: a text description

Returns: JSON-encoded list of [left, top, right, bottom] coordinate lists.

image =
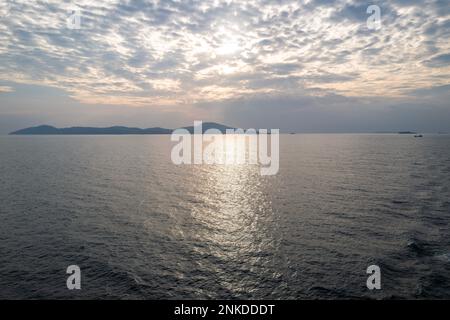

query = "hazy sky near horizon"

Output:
[[0, 0, 449, 133]]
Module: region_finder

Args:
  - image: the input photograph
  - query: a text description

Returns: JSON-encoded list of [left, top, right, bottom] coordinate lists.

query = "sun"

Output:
[[214, 26, 241, 56], [216, 39, 240, 56]]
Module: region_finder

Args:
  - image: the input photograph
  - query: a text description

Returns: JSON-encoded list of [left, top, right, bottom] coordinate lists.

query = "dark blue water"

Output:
[[1, 134, 449, 299]]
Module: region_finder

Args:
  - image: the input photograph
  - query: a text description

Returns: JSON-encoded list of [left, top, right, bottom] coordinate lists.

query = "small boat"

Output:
[[414, 134, 423, 138]]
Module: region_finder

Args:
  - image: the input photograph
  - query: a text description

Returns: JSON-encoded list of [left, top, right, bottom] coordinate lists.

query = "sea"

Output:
[[1, 134, 449, 299]]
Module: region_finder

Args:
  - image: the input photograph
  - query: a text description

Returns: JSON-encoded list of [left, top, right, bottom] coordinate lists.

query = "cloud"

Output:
[[423, 53, 450, 68], [0, 0, 449, 133], [0, 86, 14, 93], [409, 84, 450, 96]]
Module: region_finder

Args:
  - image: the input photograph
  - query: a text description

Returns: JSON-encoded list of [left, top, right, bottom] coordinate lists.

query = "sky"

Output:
[[0, 0, 449, 133]]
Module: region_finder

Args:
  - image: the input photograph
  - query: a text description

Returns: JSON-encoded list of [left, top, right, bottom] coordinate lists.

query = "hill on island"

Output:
[[9, 123, 236, 135]]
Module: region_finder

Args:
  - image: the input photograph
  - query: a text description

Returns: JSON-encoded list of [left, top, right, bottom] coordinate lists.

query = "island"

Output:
[[9, 123, 236, 135]]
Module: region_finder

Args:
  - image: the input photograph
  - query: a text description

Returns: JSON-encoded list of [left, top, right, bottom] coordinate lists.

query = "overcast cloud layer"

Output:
[[0, 0, 449, 133]]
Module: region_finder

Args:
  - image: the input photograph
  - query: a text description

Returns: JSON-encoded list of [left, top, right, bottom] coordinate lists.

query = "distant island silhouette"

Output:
[[9, 123, 236, 135]]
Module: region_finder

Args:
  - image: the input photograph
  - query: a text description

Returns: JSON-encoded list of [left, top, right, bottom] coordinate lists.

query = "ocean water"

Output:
[[1, 134, 449, 299]]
